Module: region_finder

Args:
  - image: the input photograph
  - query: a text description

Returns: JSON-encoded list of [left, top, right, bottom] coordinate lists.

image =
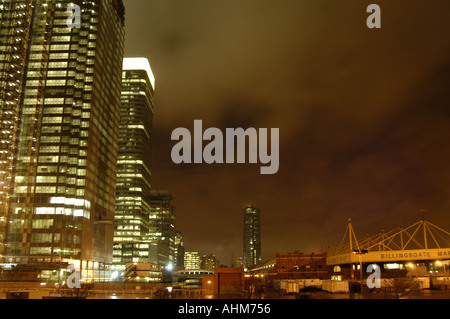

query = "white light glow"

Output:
[[123, 58, 155, 90], [50, 197, 90, 208]]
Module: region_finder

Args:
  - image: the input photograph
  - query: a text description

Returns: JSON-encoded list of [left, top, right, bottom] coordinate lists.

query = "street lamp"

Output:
[[352, 249, 368, 296]]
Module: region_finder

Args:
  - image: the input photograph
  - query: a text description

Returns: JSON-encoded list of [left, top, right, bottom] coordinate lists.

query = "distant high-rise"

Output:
[[184, 251, 200, 270], [113, 58, 155, 267], [148, 190, 176, 268], [0, 1, 125, 274], [174, 231, 185, 270], [243, 205, 262, 268], [200, 253, 219, 271], [234, 256, 244, 268]]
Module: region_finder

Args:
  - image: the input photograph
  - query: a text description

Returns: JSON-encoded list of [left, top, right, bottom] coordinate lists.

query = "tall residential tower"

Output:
[[243, 205, 262, 268]]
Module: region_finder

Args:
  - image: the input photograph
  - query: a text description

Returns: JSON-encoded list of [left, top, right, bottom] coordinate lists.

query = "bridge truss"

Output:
[[326, 218, 450, 266]]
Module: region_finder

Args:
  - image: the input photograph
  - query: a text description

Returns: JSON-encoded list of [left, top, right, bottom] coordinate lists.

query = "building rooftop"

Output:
[[123, 57, 155, 90]]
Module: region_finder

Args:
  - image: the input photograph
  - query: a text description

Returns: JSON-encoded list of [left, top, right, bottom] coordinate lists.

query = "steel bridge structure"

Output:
[[327, 218, 450, 266]]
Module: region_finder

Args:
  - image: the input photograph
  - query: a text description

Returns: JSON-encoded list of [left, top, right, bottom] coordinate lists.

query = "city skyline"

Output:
[[0, 1, 449, 306], [122, 0, 450, 265], [1, 0, 450, 272]]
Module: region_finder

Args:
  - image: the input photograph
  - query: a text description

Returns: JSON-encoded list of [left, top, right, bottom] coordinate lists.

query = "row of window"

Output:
[[15, 176, 86, 185], [23, 99, 94, 107], [29, 233, 81, 244], [113, 250, 149, 257], [25, 79, 94, 87], [31, 219, 82, 230], [27, 247, 81, 255], [14, 187, 86, 197]]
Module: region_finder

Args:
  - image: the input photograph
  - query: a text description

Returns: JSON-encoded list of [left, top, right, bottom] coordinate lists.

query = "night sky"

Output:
[[122, 0, 450, 265]]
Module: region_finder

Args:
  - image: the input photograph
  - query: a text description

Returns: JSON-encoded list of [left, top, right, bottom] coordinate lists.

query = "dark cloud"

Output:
[[123, 0, 450, 264]]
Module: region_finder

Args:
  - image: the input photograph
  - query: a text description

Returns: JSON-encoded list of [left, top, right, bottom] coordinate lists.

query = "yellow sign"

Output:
[[327, 248, 450, 265]]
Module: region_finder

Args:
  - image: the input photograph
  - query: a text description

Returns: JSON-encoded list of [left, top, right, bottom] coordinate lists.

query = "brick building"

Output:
[[249, 252, 332, 288]]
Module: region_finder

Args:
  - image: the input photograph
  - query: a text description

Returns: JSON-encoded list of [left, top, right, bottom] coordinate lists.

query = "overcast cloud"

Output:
[[122, 0, 450, 264]]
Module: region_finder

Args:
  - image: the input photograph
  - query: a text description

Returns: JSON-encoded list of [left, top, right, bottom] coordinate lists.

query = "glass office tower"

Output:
[[243, 205, 262, 268], [1, 1, 125, 278], [113, 58, 155, 267], [0, 0, 34, 260], [174, 231, 185, 270], [148, 190, 175, 268]]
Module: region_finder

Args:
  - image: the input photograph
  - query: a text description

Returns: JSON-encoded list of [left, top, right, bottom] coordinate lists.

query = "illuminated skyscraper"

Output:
[[1, 1, 125, 276], [113, 58, 155, 266], [200, 253, 219, 271], [0, 0, 34, 260], [148, 190, 176, 268], [184, 251, 200, 270], [174, 231, 185, 270], [243, 205, 262, 268]]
